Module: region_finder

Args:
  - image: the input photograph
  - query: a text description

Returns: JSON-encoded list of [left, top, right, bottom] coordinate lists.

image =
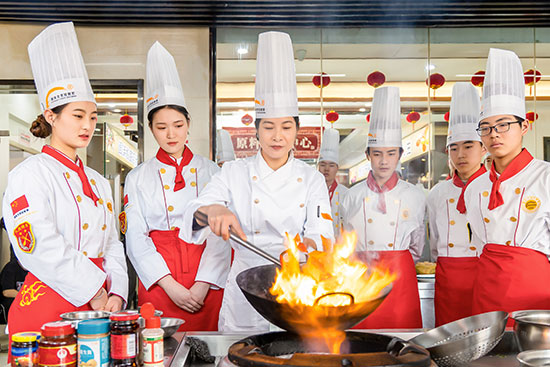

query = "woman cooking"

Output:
[[464, 48, 550, 322], [124, 41, 229, 330], [180, 31, 334, 333], [3, 22, 128, 338]]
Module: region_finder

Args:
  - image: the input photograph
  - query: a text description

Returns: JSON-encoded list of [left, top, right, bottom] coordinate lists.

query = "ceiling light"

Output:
[[113, 109, 122, 113], [359, 108, 366, 112], [425, 64, 435, 71]]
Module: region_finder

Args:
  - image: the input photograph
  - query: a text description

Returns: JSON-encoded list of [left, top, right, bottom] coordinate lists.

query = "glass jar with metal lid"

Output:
[[110, 311, 139, 367]]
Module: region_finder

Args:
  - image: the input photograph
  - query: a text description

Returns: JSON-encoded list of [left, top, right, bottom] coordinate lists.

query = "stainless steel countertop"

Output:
[[171, 329, 520, 366]]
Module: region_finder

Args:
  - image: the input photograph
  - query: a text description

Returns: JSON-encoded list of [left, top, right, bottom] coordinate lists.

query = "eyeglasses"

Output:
[[476, 120, 524, 137]]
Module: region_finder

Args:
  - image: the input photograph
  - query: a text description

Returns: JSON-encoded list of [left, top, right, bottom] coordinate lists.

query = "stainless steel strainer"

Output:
[[409, 311, 508, 367]]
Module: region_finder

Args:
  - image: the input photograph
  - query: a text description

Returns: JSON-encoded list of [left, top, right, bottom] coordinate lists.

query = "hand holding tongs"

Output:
[[194, 210, 281, 267]]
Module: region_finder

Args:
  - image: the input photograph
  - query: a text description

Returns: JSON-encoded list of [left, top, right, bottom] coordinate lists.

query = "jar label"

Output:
[[142, 337, 163, 365], [78, 337, 110, 367], [12, 346, 38, 367], [39, 344, 77, 366], [111, 334, 136, 360]]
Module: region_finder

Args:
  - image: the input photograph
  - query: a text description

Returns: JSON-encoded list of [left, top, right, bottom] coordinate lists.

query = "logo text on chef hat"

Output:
[[45, 85, 77, 108]]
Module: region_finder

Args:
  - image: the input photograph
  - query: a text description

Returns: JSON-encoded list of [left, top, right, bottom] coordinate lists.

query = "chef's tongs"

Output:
[[194, 210, 281, 267]]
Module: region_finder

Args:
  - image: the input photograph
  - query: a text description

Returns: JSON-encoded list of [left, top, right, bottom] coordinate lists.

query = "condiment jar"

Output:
[[110, 311, 139, 367], [11, 332, 40, 367], [78, 319, 110, 367], [39, 321, 77, 367]]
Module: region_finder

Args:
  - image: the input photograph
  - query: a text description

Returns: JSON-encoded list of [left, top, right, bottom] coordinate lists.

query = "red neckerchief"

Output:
[[452, 165, 487, 214], [155, 147, 194, 192], [488, 148, 533, 210], [328, 180, 338, 201], [42, 145, 99, 206], [366, 171, 399, 214]]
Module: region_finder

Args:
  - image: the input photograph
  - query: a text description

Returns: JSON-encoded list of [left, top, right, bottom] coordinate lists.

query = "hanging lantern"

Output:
[[312, 72, 331, 88], [444, 111, 450, 122], [524, 69, 542, 96], [524, 69, 542, 86], [366, 113, 371, 123], [426, 73, 446, 98], [526, 111, 539, 124], [326, 110, 339, 123], [120, 114, 134, 128], [406, 111, 421, 130], [241, 113, 253, 126], [471, 70, 485, 88], [367, 71, 386, 88]]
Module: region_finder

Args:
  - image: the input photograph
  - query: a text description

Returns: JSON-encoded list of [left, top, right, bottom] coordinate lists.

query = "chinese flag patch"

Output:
[[13, 222, 35, 253], [11, 195, 29, 216], [123, 194, 128, 207]]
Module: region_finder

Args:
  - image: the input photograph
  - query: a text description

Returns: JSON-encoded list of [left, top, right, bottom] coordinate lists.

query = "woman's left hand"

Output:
[[303, 237, 318, 251], [190, 281, 210, 304], [104, 295, 124, 312]]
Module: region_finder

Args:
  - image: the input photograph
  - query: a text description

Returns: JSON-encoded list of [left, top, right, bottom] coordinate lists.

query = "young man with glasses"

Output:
[[427, 83, 487, 326], [464, 48, 550, 324]]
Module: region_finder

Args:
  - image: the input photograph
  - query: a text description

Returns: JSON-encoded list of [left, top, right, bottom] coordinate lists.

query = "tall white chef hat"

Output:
[[367, 86, 402, 148], [479, 48, 526, 122], [254, 31, 299, 119], [319, 128, 340, 165], [146, 41, 187, 116], [28, 22, 95, 112], [447, 82, 481, 147], [216, 129, 236, 164]]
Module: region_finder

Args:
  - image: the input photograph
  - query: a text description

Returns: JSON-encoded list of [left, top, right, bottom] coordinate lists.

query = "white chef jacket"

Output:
[[2, 152, 128, 307], [427, 180, 481, 261], [331, 183, 348, 237], [180, 151, 334, 332], [124, 152, 231, 290], [340, 176, 426, 261], [464, 158, 550, 256]]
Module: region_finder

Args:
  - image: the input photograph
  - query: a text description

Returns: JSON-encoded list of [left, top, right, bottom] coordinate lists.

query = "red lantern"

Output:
[[407, 111, 421, 129], [241, 113, 253, 126], [524, 69, 542, 86], [312, 72, 331, 88], [444, 111, 450, 122], [426, 73, 445, 98], [120, 114, 134, 128], [526, 111, 539, 123], [366, 113, 371, 123], [471, 70, 485, 88], [326, 110, 339, 123], [367, 71, 386, 88]]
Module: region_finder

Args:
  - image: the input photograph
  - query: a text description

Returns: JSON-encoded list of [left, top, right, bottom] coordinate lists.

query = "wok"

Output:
[[236, 264, 392, 333]]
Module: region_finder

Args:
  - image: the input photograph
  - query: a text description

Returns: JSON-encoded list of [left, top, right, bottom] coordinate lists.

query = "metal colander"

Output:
[[409, 311, 508, 367]]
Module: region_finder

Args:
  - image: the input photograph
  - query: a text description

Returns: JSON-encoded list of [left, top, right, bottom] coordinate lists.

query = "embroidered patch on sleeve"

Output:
[[14, 221, 36, 253], [119, 211, 127, 235], [11, 195, 29, 218]]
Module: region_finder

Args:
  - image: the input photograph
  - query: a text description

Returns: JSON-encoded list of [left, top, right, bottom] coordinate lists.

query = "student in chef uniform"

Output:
[[340, 86, 425, 329], [180, 31, 334, 333], [427, 83, 487, 326], [464, 48, 550, 323], [2, 22, 128, 338], [124, 42, 229, 331], [216, 129, 236, 167], [318, 128, 348, 237]]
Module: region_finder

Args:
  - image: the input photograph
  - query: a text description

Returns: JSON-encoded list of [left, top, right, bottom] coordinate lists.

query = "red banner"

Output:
[[222, 127, 321, 160]]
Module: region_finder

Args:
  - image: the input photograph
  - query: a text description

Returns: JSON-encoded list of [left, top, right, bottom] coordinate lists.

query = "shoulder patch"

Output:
[[13, 222, 36, 253], [11, 195, 29, 218]]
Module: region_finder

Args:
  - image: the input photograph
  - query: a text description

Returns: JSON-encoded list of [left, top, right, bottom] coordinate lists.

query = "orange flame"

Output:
[[270, 231, 396, 353]]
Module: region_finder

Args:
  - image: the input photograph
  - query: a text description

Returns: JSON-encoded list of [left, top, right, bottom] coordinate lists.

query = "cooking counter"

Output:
[[167, 329, 520, 366]]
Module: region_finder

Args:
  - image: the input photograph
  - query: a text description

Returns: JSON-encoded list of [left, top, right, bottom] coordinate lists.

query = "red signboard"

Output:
[[223, 127, 321, 160]]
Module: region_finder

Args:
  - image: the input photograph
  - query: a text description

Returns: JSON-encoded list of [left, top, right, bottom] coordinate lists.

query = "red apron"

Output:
[[138, 229, 223, 331], [353, 250, 422, 329], [435, 256, 478, 326], [472, 244, 550, 327], [8, 258, 104, 361]]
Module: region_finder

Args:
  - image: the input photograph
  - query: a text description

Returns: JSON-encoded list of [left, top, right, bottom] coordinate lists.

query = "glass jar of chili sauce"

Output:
[[38, 322, 77, 367], [110, 311, 139, 367]]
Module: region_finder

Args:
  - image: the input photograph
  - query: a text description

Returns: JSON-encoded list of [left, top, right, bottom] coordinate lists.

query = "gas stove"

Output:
[[218, 331, 433, 367]]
